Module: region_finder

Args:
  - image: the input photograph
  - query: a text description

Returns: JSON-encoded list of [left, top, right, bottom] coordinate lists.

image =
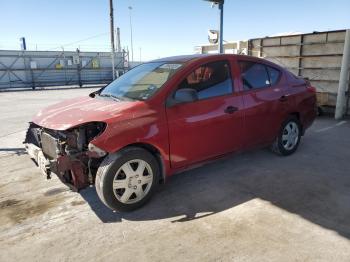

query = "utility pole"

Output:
[[109, 0, 116, 80], [128, 6, 134, 62], [116, 27, 121, 52]]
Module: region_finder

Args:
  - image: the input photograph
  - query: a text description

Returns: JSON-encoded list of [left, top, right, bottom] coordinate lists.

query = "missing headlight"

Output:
[[68, 122, 107, 151]]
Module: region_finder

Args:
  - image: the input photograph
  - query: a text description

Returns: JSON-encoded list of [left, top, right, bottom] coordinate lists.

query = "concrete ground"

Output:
[[0, 88, 349, 262]]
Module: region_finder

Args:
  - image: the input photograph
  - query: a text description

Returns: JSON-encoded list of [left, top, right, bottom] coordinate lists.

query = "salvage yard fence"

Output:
[[0, 50, 129, 90]]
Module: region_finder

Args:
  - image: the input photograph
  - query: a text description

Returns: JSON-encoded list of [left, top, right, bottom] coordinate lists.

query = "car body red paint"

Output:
[[28, 54, 317, 187]]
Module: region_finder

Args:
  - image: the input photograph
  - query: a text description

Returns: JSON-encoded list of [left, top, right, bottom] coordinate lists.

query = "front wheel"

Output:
[[95, 147, 160, 212], [271, 117, 302, 156]]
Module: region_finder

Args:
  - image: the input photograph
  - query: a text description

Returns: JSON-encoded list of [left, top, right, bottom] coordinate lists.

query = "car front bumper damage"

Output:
[[24, 122, 105, 191]]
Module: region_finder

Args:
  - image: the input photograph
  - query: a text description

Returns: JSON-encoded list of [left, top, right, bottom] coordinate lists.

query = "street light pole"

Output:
[[109, 0, 116, 80], [205, 0, 225, 54], [218, 1, 224, 53], [204, 0, 225, 53], [128, 6, 134, 63]]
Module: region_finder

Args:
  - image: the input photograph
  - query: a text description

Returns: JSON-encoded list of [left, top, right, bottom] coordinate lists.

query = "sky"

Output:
[[1, 0, 350, 61]]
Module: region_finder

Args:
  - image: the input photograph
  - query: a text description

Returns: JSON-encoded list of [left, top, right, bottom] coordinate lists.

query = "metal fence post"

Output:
[[29, 59, 35, 89], [22, 52, 35, 89], [76, 49, 82, 87], [63, 50, 68, 85], [78, 63, 82, 87]]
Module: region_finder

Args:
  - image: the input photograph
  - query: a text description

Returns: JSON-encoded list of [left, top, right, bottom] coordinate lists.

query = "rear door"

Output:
[[237, 60, 291, 148], [166, 59, 244, 169]]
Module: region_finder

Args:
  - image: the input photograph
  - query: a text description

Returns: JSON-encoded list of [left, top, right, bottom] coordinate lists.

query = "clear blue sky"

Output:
[[1, 0, 350, 60]]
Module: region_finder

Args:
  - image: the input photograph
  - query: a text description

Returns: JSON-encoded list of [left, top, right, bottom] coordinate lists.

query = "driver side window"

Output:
[[178, 60, 233, 100]]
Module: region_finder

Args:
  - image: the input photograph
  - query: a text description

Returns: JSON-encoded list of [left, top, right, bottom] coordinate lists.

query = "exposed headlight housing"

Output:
[[65, 121, 107, 150], [88, 143, 107, 157]]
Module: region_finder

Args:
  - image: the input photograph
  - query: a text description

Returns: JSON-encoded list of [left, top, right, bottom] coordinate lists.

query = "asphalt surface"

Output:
[[0, 88, 349, 262]]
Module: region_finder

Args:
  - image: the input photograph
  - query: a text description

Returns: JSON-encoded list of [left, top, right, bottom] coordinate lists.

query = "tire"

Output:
[[271, 116, 302, 156], [95, 147, 160, 212]]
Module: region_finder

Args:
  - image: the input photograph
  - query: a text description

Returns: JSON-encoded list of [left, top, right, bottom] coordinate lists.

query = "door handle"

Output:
[[279, 95, 288, 102], [224, 106, 238, 114]]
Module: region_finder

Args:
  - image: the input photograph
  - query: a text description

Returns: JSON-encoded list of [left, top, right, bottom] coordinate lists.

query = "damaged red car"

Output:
[[24, 54, 317, 211]]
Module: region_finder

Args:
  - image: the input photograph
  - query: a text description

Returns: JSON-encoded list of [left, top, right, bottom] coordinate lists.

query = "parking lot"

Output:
[[0, 88, 349, 262]]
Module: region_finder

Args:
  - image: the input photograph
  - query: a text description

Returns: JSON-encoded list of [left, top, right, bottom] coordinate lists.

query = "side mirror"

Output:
[[174, 88, 198, 103], [89, 85, 108, 98], [89, 91, 98, 98]]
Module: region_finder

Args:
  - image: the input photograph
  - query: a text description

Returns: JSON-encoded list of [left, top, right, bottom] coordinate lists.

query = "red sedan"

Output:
[[24, 54, 317, 211]]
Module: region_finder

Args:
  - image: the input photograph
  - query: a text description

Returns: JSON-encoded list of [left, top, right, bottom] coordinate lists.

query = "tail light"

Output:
[[307, 85, 316, 93], [305, 79, 316, 93]]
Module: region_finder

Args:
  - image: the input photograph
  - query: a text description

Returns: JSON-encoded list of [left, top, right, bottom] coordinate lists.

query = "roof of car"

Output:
[[149, 54, 284, 70], [150, 54, 262, 63], [150, 54, 212, 63]]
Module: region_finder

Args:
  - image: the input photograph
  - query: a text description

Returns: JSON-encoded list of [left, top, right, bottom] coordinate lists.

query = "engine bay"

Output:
[[24, 122, 106, 191]]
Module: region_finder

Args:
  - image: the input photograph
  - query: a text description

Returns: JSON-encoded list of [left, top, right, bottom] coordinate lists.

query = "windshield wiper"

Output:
[[98, 93, 121, 101], [99, 92, 140, 102]]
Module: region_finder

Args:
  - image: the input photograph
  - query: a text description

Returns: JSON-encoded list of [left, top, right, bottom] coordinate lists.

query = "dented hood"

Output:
[[32, 96, 135, 130]]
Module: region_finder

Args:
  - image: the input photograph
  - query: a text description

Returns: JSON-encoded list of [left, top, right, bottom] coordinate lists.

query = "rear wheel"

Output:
[[95, 147, 160, 212], [271, 117, 302, 156]]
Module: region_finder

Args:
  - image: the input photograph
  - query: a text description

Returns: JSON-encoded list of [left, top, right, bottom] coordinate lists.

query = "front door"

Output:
[[166, 60, 244, 169]]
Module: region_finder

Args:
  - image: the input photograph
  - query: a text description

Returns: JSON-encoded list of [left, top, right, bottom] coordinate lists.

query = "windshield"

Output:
[[100, 62, 183, 101]]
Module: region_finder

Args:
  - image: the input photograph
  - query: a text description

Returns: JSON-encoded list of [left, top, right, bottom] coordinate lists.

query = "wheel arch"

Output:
[[120, 142, 167, 184], [288, 112, 304, 135]]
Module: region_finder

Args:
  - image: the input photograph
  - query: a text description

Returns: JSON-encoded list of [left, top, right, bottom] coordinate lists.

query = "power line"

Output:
[[45, 32, 110, 51]]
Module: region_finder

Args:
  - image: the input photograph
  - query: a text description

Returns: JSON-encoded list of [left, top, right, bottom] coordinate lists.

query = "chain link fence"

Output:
[[0, 50, 129, 90]]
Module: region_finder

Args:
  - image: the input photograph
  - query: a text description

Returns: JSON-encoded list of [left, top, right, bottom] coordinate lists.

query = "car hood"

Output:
[[32, 96, 136, 130]]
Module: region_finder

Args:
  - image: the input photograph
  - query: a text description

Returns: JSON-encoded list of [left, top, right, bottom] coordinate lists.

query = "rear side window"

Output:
[[239, 61, 270, 90], [178, 60, 233, 100], [266, 66, 281, 86]]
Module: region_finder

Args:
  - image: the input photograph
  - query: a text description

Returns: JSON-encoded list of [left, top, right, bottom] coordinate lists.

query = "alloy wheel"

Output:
[[282, 122, 299, 150], [112, 159, 153, 204]]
